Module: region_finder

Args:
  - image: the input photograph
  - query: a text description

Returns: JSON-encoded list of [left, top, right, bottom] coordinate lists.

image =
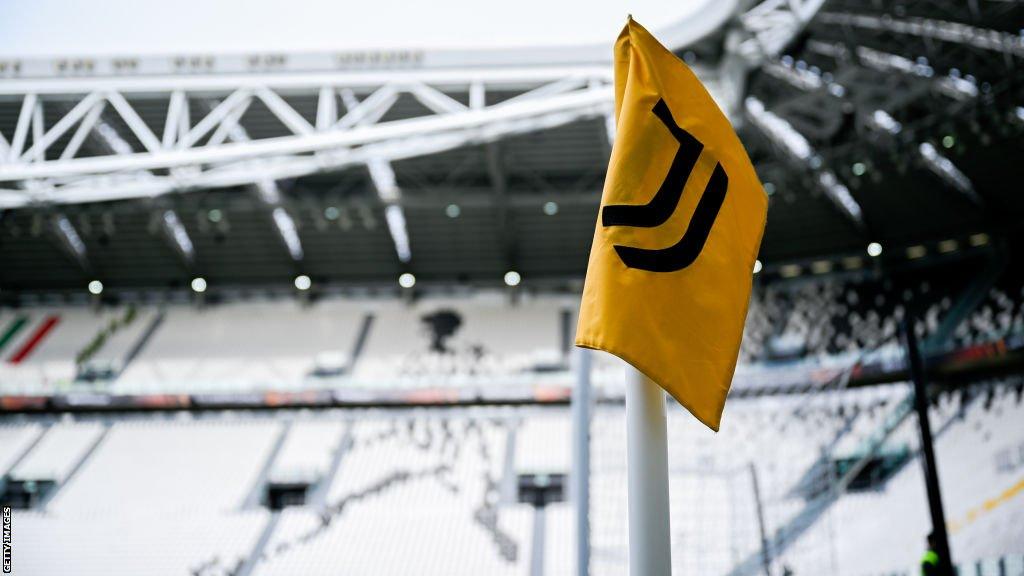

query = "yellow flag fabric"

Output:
[[575, 18, 767, 431]]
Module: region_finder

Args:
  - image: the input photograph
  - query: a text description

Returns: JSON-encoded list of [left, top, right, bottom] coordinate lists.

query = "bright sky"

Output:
[[0, 0, 709, 58]]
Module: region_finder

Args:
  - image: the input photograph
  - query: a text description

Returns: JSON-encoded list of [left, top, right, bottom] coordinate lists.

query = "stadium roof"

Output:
[[0, 0, 1021, 295], [0, 0, 717, 56]]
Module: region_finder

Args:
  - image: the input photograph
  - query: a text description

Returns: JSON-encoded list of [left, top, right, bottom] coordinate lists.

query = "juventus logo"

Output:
[[602, 99, 728, 273]]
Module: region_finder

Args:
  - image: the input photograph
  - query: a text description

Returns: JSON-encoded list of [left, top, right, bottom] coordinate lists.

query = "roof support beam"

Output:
[[158, 208, 196, 267], [255, 87, 314, 136], [817, 12, 1024, 58], [485, 142, 515, 270], [161, 90, 188, 148], [106, 91, 161, 153], [8, 93, 37, 162], [60, 100, 106, 161], [744, 96, 864, 227], [50, 212, 90, 272], [366, 158, 411, 263], [316, 87, 337, 131], [204, 99, 305, 263]]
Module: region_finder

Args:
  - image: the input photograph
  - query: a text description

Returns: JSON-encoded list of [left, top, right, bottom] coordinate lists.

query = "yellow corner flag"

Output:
[[576, 18, 767, 431]]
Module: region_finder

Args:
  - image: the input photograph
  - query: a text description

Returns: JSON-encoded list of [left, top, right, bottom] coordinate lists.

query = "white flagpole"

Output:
[[626, 365, 672, 575], [571, 347, 592, 576]]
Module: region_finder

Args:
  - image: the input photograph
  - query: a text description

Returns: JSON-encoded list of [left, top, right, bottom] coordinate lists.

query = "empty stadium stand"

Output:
[[1, 378, 1022, 575]]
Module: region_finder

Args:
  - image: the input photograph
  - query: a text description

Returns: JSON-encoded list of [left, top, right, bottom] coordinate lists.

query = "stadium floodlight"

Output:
[[867, 242, 883, 257], [504, 270, 522, 287], [191, 277, 208, 293], [906, 245, 928, 259], [779, 264, 801, 278], [398, 273, 416, 289], [88, 280, 103, 295], [753, 259, 763, 274], [811, 260, 833, 274], [294, 275, 312, 291]]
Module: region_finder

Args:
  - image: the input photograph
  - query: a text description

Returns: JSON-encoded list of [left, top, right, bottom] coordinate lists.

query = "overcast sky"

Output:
[[0, 0, 707, 58]]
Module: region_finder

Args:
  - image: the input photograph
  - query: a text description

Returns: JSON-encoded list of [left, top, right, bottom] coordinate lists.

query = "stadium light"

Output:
[[504, 270, 522, 287], [779, 264, 801, 278], [398, 273, 416, 289], [294, 275, 312, 291], [867, 242, 883, 257], [753, 259, 763, 274], [88, 280, 103, 295], [191, 277, 208, 293], [969, 233, 989, 247], [811, 260, 833, 274], [907, 245, 928, 259]]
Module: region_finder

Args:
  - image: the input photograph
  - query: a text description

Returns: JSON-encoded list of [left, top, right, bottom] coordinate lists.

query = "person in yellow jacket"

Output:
[[921, 532, 942, 576]]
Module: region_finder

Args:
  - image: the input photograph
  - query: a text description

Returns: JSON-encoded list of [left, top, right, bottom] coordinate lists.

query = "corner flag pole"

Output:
[[571, 348, 592, 576], [626, 366, 672, 575]]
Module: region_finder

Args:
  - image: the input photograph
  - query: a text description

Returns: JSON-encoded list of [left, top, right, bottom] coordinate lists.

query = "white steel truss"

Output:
[[0, 68, 619, 209], [733, 0, 830, 63], [817, 12, 1024, 58], [0, 1, 826, 213]]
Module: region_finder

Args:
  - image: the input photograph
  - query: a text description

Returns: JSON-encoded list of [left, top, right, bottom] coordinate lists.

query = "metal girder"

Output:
[[485, 141, 515, 270], [0, 74, 617, 208], [158, 209, 196, 267], [817, 12, 1024, 59], [756, 50, 985, 209], [50, 212, 89, 272], [200, 99, 306, 263], [734, 0, 829, 63], [0, 1, 821, 210], [744, 96, 865, 226]]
